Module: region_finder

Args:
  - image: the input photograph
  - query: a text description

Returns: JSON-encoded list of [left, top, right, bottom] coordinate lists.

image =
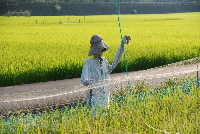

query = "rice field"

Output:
[[0, 79, 199, 133], [1, 12, 200, 87], [1, 13, 199, 133]]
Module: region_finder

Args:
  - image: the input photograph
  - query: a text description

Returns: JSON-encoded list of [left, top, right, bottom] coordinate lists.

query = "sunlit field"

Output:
[[0, 12, 200, 87]]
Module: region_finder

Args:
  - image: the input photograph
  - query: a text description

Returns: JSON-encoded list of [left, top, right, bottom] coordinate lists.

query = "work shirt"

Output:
[[81, 43, 124, 109]]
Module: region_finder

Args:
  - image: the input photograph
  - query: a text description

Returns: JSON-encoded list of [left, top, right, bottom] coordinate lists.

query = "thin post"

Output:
[[43, 16, 45, 24], [118, 0, 120, 15]]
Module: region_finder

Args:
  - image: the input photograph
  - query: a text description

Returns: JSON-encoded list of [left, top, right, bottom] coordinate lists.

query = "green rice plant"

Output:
[[111, 75, 197, 98], [0, 80, 199, 133], [0, 13, 200, 87]]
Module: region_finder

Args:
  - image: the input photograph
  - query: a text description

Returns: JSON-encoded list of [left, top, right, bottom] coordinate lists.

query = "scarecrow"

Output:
[[81, 35, 131, 113]]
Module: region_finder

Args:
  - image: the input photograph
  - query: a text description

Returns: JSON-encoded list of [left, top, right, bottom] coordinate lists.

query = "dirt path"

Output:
[[0, 61, 199, 116]]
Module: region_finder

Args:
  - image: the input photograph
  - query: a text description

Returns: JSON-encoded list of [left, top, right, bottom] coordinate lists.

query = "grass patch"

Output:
[[1, 76, 199, 133]]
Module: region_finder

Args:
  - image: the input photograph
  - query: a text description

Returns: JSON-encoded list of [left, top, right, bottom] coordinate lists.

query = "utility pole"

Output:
[[118, 0, 120, 15]]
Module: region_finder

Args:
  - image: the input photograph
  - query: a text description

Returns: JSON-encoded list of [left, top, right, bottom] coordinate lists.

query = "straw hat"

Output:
[[88, 35, 109, 56]]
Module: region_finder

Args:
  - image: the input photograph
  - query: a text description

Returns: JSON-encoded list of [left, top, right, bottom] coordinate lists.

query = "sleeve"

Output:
[[108, 43, 124, 74], [81, 59, 90, 86]]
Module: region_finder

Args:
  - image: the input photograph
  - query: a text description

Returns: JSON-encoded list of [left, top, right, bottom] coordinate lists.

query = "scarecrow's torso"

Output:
[[89, 57, 110, 82]]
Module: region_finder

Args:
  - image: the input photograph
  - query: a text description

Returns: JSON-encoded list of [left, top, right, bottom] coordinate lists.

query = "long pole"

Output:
[[115, 0, 130, 94]]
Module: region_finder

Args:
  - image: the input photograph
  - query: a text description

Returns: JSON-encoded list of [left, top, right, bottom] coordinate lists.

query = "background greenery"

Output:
[[1, 13, 200, 87]]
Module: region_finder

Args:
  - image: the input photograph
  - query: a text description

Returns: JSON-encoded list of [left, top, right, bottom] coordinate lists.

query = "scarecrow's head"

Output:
[[88, 35, 109, 56]]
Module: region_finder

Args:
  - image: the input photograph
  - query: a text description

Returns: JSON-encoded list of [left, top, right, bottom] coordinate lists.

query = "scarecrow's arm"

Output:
[[108, 43, 124, 74], [81, 59, 90, 86], [108, 35, 131, 74]]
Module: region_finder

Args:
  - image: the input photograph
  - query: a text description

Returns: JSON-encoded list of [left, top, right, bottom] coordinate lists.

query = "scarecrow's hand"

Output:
[[122, 35, 131, 44], [83, 82, 89, 86]]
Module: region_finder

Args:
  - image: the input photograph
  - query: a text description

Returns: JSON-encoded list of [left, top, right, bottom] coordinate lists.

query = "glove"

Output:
[[122, 35, 131, 44]]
